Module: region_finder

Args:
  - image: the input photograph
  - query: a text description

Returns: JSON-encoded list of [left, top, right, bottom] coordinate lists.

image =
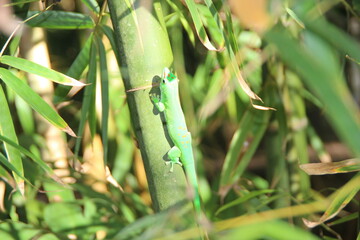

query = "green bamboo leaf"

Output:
[[215, 189, 276, 216], [183, 0, 222, 51], [197, 4, 224, 47], [26, 11, 95, 29], [264, 26, 360, 157], [15, 94, 35, 134], [81, 0, 100, 14], [230, 221, 321, 240], [67, 34, 93, 79], [44, 202, 91, 234], [303, 174, 360, 227], [0, 164, 9, 177], [88, 54, 97, 139], [96, 35, 109, 164], [0, 134, 53, 174], [99, 25, 121, 65], [307, 125, 331, 163], [328, 212, 358, 226], [199, 1, 264, 102], [219, 110, 253, 188], [0, 55, 86, 86], [219, 108, 271, 189], [54, 34, 93, 103], [0, 153, 28, 184], [165, 0, 195, 46], [303, 16, 360, 62], [2, 0, 38, 6], [285, 7, 305, 28], [225, 11, 240, 57], [113, 202, 188, 240], [0, 68, 75, 136], [0, 85, 25, 194], [74, 40, 97, 156], [0, 221, 59, 239]]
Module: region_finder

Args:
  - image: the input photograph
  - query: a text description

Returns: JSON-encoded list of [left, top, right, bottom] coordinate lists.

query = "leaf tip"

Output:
[[63, 126, 77, 137], [250, 99, 276, 111]]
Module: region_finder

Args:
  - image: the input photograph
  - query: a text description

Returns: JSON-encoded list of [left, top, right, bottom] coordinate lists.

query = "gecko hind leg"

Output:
[[166, 146, 182, 172]]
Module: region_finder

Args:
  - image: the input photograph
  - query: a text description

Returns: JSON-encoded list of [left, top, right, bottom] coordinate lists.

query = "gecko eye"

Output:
[[162, 79, 166, 84]]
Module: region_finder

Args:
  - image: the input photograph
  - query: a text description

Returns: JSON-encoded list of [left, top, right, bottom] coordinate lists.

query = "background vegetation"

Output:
[[0, 0, 359, 239]]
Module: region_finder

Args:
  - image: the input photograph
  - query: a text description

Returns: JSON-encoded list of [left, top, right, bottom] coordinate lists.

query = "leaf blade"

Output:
[[96, 35, 109, 164], [26, 11, 95, 29], [0, 68, 75, 136], [0, 55, 86, 86], [0, 85, 25, 194]]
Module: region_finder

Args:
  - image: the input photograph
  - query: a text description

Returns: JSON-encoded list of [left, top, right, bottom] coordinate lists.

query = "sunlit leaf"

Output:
[[0, 55, 86, 86], [0, 68, 75, 136], [183, 0, 222, 51], [74, 40, 97, 156], [96, 35, 109, 164], [165, 0, 195, 46]]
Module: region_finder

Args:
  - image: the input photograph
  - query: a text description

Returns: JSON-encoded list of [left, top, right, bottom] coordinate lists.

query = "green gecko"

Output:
[[150, 67, 201, 216]]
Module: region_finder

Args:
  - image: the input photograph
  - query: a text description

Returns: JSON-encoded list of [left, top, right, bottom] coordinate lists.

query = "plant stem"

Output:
[[107, 0, 189, 212]]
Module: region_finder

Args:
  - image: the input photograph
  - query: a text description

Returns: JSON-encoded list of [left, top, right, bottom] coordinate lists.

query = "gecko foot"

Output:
[[165, 159, 182, 172]]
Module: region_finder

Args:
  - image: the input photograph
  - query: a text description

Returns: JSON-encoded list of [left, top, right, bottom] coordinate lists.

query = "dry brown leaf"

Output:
[[300, 158, 360, 175]]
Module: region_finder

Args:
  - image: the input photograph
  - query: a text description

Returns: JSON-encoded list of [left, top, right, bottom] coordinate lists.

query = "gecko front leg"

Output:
[[150, 94, 165, 112], [166, 146, 183, 172]]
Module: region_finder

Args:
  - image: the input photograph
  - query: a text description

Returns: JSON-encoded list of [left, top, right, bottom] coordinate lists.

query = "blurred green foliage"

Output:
[[0, 0, 359, 239]]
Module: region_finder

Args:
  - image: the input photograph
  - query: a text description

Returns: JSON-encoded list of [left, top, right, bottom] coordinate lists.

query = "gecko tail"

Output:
[[183, 160, 210, 239], [189, 176, 210, 240], [184, 163, 203, 217]]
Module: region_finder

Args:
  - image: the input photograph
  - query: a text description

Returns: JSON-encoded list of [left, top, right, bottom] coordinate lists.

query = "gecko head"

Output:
[[162, 67, 177, 84]]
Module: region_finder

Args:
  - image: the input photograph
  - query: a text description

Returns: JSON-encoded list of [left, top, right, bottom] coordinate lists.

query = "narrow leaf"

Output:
[[54, 34, 93, 103], [2, 0, 38, 6], [0, 68, 75, 136], [183, 0, 222, 51], [300, 158, 360, 175], [99, 25, 121, 65], [74, 40, 97, 156], [0, 85, 24, 194], [165, 0, 195, 46], [303, 174, 360, 227], [219, 107, 271, 189], [81, 0, 100, 14], [67, 34, 94, 79], [15, 94, 35, 134], [0, 153, 30, 186], [198, 2, 264, 102], [96, 35, 109, 164], [216, 189, 275, 215], [0, 55, 86, 86], [26, 11, 95, 29], [264, 26, 360, 157], [0, 134, 53, 174]]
